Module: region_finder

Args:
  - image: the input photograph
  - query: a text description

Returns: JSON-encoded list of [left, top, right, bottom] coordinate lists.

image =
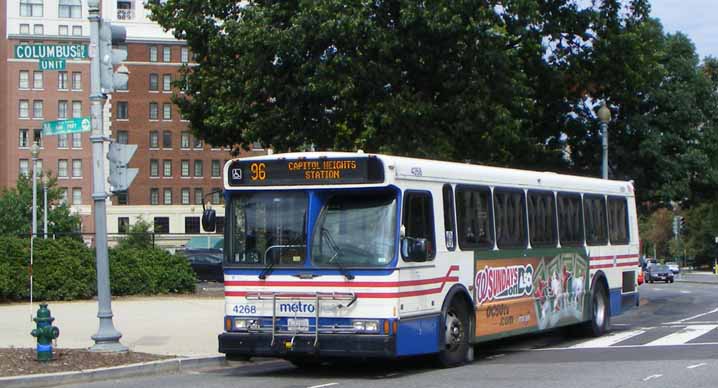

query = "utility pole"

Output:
[[43, 177, 48, 239], [87, 0, 127, 353], [597, 103, 611, 180]]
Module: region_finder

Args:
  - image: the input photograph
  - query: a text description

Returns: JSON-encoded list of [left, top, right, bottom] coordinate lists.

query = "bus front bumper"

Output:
[[218, 332, 396, 358]]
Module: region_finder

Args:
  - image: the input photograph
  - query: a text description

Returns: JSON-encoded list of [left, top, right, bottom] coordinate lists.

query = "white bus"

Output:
[[207, 152, 639, 366]]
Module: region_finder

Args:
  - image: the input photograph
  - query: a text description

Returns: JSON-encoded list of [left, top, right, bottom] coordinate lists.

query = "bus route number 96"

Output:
[[250, 163, 266, 181], [232, 304, 257, 314]]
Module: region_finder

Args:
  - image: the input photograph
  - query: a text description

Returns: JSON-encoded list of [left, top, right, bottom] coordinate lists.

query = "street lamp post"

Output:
[[597, 102, 611, 180], [30, 142, 40, 319], [43, 176, 48, 239]]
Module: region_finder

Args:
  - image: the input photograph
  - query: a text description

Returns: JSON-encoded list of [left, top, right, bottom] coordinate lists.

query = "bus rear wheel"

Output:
[[579, 282, 610, 337], [437, 300, 470, 367]]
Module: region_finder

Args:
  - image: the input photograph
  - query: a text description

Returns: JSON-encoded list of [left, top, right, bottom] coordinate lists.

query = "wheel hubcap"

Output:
[[594, 292, 606, 328], [445, 310, 464, 350]]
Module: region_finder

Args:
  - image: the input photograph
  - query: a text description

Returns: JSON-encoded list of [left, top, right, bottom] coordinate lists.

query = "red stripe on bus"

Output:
[[616, 261, 639, 267], [590, 263, 615, 269], [590, 254, 638, 261], [224, 265, 459, 288]]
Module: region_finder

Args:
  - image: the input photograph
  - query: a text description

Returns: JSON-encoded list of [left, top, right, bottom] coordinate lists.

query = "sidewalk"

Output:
[[674, 271, 718, 284], [0, 295, 224, 356]]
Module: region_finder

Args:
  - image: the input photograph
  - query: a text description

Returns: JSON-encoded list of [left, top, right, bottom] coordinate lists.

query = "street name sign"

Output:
[[42, 117, 91, 136], [14, 44, 88, 71]]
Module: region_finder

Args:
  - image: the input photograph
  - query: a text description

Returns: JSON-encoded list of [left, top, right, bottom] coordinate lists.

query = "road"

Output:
[[64, 281, 718, 388]]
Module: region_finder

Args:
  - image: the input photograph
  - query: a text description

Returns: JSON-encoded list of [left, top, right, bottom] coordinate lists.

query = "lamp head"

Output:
[[597, 103, 612, 124], [31, 141, 40, 158]]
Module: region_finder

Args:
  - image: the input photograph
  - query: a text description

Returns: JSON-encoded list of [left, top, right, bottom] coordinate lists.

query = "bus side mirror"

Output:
[[401, 237, 429, 262], [202, 208, 216, 232]]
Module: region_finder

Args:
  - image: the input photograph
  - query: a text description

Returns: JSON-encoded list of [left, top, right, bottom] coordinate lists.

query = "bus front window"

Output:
[[311, 191, 397, 267], [229, 192, 307, 266]]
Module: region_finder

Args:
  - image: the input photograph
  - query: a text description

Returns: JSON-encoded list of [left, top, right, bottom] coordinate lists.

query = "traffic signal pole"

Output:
[[88, 0, 127, 353]]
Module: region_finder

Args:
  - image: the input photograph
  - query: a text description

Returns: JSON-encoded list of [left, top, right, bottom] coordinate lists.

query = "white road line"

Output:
[[569, 329, 646, 349], [487, 353, 505, 360], [307, 383, 339, 388], [643, 374, 662, 382], [680, 290, 692, 294], [646, 325, 718, 346], [666, 307, 718, 324], [687, 363, 707, 369]]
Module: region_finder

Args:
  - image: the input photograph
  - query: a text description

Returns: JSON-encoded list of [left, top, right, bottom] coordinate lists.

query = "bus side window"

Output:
[[455, 185, 494, 250], [584, 194, 608, 246], [442, 184, 456, 251], [494, 188, 527, 249], [401, 191, 436, 261], [608, 196, 629, 245], [528, 190, 557, 248], [557, 192, 584, 246]]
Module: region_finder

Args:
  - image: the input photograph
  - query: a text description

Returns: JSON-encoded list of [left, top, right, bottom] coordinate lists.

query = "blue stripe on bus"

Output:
[[395, 315, 440, 356], [609, 288, 639, 316]]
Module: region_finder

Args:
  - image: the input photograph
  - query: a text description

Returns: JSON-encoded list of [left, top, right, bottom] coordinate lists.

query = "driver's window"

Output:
[[402, 191, 436, 261]]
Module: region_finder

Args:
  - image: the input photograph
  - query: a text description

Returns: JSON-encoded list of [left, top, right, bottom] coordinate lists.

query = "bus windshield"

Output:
[[311, 191, 397, 267], [228, 191, 307, 266]]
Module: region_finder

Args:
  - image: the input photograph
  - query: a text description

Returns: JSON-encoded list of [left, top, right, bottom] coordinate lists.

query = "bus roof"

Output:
[[225, 151, 635, 196]]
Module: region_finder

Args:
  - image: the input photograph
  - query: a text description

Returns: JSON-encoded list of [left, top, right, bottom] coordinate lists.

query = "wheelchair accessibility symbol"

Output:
[[231, 168, 242, 180]]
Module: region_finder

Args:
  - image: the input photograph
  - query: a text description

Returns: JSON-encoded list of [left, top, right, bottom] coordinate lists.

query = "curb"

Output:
[[675, 279, 718, 285], [0, 355, 231, 388]]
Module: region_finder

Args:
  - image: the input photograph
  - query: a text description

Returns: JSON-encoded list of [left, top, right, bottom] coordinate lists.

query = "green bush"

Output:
[[109, 246, 196, 295]]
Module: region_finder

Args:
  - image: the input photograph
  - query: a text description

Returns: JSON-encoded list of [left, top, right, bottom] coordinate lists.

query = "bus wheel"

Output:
[[437, 300, 470, 367], [580, 282, 610, 337]]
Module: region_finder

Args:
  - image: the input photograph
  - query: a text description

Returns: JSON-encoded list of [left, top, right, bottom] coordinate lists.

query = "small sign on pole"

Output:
[[14, 44, 88, 71], [42, 117, 91, 136]]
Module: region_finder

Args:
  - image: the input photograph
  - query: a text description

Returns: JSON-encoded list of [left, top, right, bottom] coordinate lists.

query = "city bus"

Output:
[[204, 152, 640, 367]]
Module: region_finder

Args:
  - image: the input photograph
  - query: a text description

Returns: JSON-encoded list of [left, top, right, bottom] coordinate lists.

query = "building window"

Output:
[[162, 74, 171, 91], [118, 217, 130, 234], [19, 129, 29, 148], [163, 103, 171, 120], [32, 71, 43, 89], [72, 101, 81, 117], [58, 71, 68, 89], [20, 24, 30, 34], [116, 191, 128, 205], [58, 0, 81, 18], [33, 24, 44, 35], [71, 132, 82, 148], [194, 160, 203, 177], [71, 159, 82, 177], [20, 0, 44, 17], [57, 100, 68, 118], [163, 160, 172, 177], [19, 100, 29, 118], [116, 101, 128, 119], [154, 217, 169, 233], [211, 190, 222, 205], [181, 188, 190, 204], [162, 130, 172, 148], [149, 102, 158, 120], [211, 160, 221, 177], [185, 217, 200, 234], [33, 128, 43, 147], [72, 188, 82, 205], [71, 25, 82, 36], [181, 47, 189, 63], [149, 46, 158, 62], [162, 46, 171, 62], [58, 25, 68, 35], [149, 131, 159, 148], [71, 72, 81, 90], [150, 159, 159, 177], [19, 159, 30, 177], [163, 188, 172, 205], [181, 131, 190, 149], [193, 137, 203, 149], [58, 159, 68, 178], [216, 216, 225, 234], [181, 160, 189, 177], [150, 188, 159, 205], [149, 73, 158, 91], [60, 188, 68, 204], [33, 100, 43, 118], [194, 188, 203, 205], [117, 130, 128, 144], [57, 133, 68, 148], [19, 71, 29, 89]]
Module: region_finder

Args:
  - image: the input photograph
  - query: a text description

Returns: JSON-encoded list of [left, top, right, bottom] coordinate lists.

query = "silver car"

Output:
[[665, 262, 680, 274]]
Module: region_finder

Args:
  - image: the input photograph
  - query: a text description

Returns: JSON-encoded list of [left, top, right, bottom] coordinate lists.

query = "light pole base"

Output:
[[90, 323, 128, 353], [89, 339, 128, 353]]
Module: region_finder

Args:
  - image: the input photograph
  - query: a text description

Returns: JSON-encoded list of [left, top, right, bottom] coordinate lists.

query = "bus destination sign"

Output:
[[227, 157, 384, 186]]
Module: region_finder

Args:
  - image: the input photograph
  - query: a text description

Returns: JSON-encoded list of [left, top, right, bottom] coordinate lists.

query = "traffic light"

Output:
[[678, 216, 686, 234], [107, 142, 138, 193], [98, 20, 128, 94]]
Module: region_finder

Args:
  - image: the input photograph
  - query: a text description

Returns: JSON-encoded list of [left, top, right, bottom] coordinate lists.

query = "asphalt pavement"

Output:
[[47, 280, 718, 388]]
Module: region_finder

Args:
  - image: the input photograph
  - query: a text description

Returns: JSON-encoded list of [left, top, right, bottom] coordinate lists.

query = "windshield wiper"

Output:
[[258, 257, 275, 280], [322, 228, 355, 280]]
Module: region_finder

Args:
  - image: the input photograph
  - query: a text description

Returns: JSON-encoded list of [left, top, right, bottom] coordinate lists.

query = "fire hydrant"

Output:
[[30, 303, 60, 362]]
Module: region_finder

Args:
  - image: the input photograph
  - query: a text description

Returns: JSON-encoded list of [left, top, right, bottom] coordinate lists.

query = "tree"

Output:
[[115, 216, 154, 250], [0, 174, 81, 236]]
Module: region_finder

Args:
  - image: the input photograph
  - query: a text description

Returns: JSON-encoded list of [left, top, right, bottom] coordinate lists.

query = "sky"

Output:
[[649, 0, 718, 59]]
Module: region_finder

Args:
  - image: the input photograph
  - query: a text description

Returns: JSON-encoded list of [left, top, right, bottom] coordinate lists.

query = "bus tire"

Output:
[[437, 299, 470, 368], [579, 281, 610, 337]]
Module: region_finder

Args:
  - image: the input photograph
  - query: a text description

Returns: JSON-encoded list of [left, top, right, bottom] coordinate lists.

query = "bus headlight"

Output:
[[352, 320, 380, 333], [233, 319, 260, 331]]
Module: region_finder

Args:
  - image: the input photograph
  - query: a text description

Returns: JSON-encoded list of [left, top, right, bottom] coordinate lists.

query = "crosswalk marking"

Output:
[[666, 307, 718, 324], [569, 329, 646, 349], [645, 325, 718, 346]]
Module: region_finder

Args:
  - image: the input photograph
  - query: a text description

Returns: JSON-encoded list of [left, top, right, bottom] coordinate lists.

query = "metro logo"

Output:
[[475, 264, 533, 305], [279, 301, 316, 313]]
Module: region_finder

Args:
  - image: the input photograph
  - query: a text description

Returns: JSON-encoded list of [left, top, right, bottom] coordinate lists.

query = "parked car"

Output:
[[179, 236, 224, 282], [665, 261, 680, 274], [646, 264, 674, 283]]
